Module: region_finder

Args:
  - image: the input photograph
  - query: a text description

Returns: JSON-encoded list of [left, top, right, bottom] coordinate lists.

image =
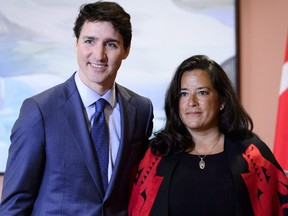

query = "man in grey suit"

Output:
[[0, 1, 153, 215]]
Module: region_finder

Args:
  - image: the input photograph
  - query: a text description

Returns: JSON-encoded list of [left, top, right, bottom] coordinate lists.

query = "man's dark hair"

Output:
[[73, 1, 132, 49]]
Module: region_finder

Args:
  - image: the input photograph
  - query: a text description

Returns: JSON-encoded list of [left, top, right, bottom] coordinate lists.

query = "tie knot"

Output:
[[95, 98, 107, 112]]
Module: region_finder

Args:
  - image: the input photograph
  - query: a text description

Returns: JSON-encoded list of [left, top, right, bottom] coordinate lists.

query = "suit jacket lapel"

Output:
[[61, 75, 104, 197], [105, 84, 136, 198]]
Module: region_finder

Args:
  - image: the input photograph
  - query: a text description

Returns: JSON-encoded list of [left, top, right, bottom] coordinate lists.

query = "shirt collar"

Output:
[[74, 71, 116, 108]]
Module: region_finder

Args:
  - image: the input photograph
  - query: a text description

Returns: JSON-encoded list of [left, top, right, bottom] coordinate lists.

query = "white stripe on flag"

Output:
[[280, 62, 288, 95]]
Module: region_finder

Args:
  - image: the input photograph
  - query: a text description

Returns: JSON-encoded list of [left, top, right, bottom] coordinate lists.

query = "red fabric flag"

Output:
[[274, 33, 288, 173]]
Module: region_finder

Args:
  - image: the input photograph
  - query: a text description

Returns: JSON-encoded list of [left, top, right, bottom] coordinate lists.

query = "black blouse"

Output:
[[169, 152, 236, 216]]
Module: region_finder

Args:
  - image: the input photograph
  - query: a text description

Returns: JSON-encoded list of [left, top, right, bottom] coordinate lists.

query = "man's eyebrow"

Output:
[[82, 36, 96, 40], [105, 38, 120, 43], [81, 36, 120, 44]]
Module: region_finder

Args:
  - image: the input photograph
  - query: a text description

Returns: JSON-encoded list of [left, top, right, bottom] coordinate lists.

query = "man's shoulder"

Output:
[[116, 83, 142, 97], [116, 83, 151, 103], [32, 74, 75, 98]]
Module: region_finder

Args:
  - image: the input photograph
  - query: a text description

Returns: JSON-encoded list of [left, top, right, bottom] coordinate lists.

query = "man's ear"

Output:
[[75, 39, 79, 53], [122, 45, 131, 60]]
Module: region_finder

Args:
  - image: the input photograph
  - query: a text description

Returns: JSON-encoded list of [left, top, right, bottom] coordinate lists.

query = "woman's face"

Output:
[[179, 70, 222, 134]]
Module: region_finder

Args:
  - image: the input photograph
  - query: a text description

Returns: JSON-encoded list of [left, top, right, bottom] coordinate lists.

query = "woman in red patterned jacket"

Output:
[[129, 55, 288, 216]]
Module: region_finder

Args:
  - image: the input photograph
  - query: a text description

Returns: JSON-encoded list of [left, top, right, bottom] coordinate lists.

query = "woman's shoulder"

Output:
[[242, 133, 271, 152], [225, 133, 274, 162], [229, 133, 284, 170], [140, 148, 162, 167], [226, 133, 267, 148]]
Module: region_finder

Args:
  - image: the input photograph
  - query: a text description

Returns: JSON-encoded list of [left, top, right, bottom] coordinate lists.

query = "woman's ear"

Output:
[[220, 101, 226, 110]]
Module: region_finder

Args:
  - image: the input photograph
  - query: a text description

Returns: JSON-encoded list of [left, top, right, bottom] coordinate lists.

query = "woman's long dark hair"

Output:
[[150, 55, 253, 156]]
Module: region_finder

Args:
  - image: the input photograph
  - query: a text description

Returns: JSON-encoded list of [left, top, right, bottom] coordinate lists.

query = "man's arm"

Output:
[[0, 98, 45, 215]]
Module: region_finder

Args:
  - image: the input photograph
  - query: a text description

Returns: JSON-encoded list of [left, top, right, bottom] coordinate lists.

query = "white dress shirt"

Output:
[[74, 72, 121, 183]]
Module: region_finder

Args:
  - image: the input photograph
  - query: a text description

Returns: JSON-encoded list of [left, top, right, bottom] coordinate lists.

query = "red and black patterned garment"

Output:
[[129, 134, 288, 216]]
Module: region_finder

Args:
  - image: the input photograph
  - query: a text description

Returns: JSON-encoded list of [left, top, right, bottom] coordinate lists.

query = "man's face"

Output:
[[76, 21, 130, 95]]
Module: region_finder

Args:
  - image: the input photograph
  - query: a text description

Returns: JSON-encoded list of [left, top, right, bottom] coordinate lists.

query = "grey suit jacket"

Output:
[[0, 74, 154, 216]]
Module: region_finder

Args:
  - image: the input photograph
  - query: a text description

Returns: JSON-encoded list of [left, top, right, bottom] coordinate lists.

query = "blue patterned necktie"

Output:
[[91, 98, 109, 192]]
